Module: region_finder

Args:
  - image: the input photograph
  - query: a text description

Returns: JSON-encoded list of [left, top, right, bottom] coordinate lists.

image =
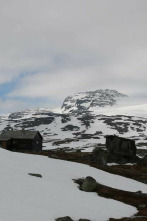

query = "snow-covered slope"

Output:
[[1, 148, 147, 221], [91, 103, 147, 118], [0, 90, 147, 151]]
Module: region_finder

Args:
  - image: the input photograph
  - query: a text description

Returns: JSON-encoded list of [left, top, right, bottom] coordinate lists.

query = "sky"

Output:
[[0, 0, 147, 113]]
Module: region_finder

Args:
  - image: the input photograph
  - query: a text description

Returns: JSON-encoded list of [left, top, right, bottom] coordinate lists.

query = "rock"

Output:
[[81, 176, 97, 192], [76, 149, 81, 153], [138, 154, 147, 165], [138, 204, 146, 209], [28, 173, 42, 178], [92, 147, 108, 166], [61, 89, 127, 113], [50, 154, 58, 159], [79, 219, 91, 221], [135, 190, 143, 196], [55, 216, 73, 221], [106, 135, 136, 164], [76, 178, 84, 186], [83, 148, 107, 166]]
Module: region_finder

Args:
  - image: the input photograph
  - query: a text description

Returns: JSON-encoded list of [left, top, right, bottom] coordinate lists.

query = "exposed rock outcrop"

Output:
[[62, 89, 127, 113]]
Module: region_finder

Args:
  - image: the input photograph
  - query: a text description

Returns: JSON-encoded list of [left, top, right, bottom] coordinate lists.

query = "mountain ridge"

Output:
[[0, 89, 147, 152], [61, 89, 127, 113]]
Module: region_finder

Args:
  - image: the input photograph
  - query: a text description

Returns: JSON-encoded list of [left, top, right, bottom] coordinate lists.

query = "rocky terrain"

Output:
[[0, 89, 147, 221], [61, 89, 127, 113]]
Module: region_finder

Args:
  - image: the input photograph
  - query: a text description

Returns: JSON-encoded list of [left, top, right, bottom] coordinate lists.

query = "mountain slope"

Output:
[[62, 89, 127, 113], [0, 90, 147, 152]]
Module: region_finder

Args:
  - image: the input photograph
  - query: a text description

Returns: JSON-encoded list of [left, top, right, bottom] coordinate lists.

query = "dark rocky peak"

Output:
[[62, 89, 127, 113]]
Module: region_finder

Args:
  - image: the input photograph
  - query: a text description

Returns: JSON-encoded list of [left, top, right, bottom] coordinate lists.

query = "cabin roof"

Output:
[[0, 130, 42, 141]]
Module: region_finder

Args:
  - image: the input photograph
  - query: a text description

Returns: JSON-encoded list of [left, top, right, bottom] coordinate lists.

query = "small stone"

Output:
[[138, 204, 146, 209], [28, 173, 42, 178], [76, 149, 81, 153], [79, 219, 91, 221], [55, 216, 73, 221], [81, 176, 97, 192], [135, 190, 142, 196], [50, 154, 58, 159]]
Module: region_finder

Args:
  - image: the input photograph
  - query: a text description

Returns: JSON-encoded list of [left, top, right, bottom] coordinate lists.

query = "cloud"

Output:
[[0, 98, 27, 114], [0, 0, 147, 112]]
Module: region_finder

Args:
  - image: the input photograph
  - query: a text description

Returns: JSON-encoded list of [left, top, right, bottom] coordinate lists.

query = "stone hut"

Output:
[[106, 135, 137, 163]]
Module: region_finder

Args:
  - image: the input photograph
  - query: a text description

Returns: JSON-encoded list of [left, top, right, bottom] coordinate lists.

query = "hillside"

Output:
[[0, 89, 147, 153], [0, 148, 147, 221], [0, 89, 147, 221]]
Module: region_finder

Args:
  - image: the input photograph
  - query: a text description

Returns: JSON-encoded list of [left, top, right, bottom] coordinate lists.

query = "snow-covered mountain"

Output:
[[0, 89, 147, 152], [62, 89, 127, 113]]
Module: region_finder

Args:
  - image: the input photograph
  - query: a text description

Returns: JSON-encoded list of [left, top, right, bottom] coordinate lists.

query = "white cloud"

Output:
[[0, 0, 147, 112], [0, 98, 27, 114]]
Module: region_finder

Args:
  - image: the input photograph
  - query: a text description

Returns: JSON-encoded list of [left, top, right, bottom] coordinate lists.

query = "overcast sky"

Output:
[[0, 0, 147, 113]]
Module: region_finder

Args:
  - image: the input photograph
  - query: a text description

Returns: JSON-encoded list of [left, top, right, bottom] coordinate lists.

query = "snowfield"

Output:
[[91, 103, 147, 118], [0, 148, 147, 221]]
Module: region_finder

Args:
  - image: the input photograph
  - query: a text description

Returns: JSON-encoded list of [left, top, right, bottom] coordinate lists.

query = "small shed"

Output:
[[0, 129, 43, 152], [106, 135, 136, 163]]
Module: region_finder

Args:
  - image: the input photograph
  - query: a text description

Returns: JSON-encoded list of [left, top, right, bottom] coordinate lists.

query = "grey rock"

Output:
[[93, 147, 108, 165], [82, 176, 97, 192], [76, 149, 81, 153], [55, 216, 73, 221], [135, 190, 142, 196], [28, 173, 42, 178], [138, 204, 146, 209], [79, 219, 91, 221], [139, 154, 147, 165], [83, 148, 108, 166], [50, 154, 58, 159]]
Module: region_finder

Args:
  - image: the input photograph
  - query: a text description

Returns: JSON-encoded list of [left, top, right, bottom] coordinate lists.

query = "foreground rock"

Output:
[[106, 135, 137, 164], [28, 173, 42, 178], [81, 176, 97, 192]]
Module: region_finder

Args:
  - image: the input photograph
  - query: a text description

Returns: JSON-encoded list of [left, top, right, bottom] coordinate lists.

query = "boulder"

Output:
[[81, 176, 97, 192], [92, 147, 108, 166], [83, 148, 107, 166], [106, 135, 136, 164]]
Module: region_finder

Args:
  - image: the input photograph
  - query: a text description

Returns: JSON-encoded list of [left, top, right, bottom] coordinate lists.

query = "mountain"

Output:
[[61, 89, 127, 113], [0, 89, 147, 153]]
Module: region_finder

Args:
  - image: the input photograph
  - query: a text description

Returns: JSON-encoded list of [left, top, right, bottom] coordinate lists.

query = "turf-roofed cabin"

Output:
[[0, 129, 43, 152]]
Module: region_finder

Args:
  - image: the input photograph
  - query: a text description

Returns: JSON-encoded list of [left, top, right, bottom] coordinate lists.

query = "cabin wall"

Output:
[[7, 139, 33, 152], [0, 132, 43, 152], [0, 141, 8, 149], [32, 134, 42, 152]]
